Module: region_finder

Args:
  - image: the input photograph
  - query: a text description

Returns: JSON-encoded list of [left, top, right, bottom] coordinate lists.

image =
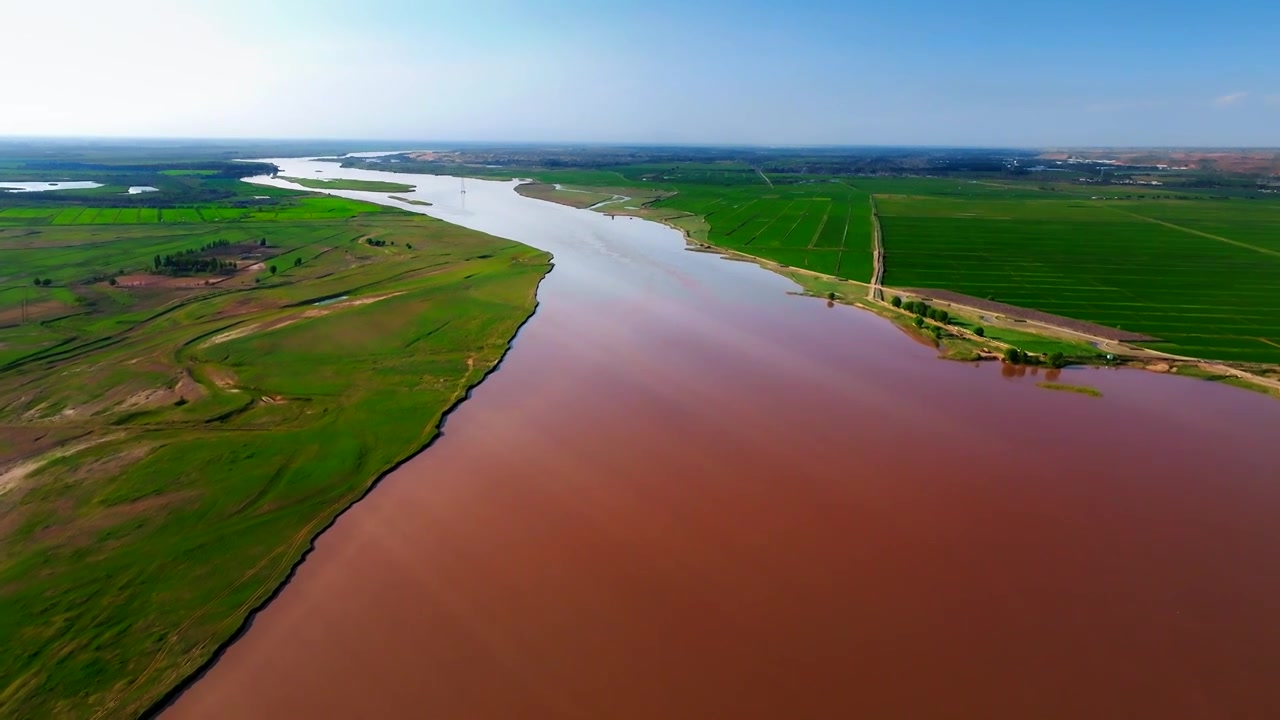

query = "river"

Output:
[[161, 157, 1280, 719]]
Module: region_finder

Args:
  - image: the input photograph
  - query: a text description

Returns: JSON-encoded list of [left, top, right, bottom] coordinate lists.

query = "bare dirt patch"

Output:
[[0, 300, 74, 326], [904, 288, 1159, 343], [0, 434, 118, 496]]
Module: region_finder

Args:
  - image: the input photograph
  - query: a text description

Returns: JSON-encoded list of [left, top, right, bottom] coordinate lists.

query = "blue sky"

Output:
[[2, 0, 1276, 146]]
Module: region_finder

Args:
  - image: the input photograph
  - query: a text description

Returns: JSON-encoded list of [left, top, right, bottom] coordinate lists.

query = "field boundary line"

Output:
[[868, 196, 884, 299], [1110, 207, 1280, 259], [775, 201, 811, 247], [807, 202, 831, 249], [746, 199, 800, 246]]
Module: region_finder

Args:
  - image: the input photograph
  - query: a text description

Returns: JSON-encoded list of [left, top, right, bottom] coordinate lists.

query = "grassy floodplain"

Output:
[[278, 176, 417, 193], [0, 167, 549, 717]]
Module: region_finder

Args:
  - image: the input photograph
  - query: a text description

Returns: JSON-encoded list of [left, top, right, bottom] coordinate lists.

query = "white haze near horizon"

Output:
[[2, 0, 1276, 147]]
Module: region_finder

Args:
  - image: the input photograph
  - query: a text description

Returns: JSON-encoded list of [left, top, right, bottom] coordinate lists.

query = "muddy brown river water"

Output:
[[161, 158, 1280, 719]]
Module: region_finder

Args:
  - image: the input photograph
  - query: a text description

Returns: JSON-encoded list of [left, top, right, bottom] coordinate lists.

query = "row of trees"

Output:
[[891, 295, 1075, 368], [1003, 347, 1067, 368], [31, 277, 53, 286], [152, 240, 236, 275], [892, 296, 951, 324]]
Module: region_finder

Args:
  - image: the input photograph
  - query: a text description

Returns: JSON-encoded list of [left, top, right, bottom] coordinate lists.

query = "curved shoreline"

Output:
[[139, 266, 552, 719]]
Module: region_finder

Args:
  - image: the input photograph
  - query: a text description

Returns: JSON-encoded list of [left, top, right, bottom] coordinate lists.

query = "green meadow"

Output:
[[0, 176, 549, 718], [279, 176, 417, 193]]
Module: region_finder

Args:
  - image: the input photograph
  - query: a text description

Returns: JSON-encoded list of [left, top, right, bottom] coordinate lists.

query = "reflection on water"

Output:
[[163, 158, 1280, 720]]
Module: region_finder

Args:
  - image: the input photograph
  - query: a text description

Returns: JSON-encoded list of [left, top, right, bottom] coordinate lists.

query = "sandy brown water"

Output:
[[161, 159, 1280, 719]]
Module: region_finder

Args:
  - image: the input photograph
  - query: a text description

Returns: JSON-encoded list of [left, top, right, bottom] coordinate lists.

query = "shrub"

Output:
[[1003, 347, 1021, 364], [891, 296, 902, 308], [974, 326, 985, 338], [913, 316, 925, 328]]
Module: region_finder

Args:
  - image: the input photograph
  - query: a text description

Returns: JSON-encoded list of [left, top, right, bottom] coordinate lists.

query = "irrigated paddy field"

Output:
[[0, 173, 549, 718]]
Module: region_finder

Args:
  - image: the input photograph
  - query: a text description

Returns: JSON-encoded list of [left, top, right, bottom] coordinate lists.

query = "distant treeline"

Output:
[[15, 160, 271, 178], [152, 240, 237, 275]]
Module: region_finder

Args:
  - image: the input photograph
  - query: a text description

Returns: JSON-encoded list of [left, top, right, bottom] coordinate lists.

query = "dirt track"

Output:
[[905, 288, 1158, 343]]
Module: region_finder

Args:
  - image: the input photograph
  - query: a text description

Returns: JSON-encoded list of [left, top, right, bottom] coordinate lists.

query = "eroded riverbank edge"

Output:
[[136, 265, 553, 719]]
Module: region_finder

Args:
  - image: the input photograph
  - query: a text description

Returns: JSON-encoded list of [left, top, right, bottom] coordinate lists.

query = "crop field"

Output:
[[646, 180, 876, 281], [876, 192, 1280, 364], [0, 196, 382, 228], [0, 183, 550, 717]]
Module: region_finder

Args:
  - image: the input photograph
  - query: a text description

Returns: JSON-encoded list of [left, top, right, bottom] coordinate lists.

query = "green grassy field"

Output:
[[0, 179, 549, 717], [279, 176, 417, 193], [608, 170, 877, 282], [876, 192, 1280, 363]]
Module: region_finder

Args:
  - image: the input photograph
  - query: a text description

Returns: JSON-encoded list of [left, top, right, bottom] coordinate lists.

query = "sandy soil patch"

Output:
[[0, 435, 118, 495], [0, 300, 73, 325], [204, 365, 239, 390], [301, 292, 405, 318]]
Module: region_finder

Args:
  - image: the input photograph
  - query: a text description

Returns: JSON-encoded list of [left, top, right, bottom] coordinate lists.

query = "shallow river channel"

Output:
[[161, 157, 1280, 719]]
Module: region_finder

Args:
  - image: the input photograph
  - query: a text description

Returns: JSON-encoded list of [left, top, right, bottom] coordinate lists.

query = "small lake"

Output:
[[0, 181, 103, 193]]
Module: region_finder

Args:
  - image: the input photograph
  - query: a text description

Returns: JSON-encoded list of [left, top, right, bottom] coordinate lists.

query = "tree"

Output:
[[1003, 347, 1021, 364], [405, 243, 413, 250], [913, 316, 925, 328], [259, 238, 268, 247], [974, 326, 985, 338], [294, 257, 302, 267], [108, 277, 118, 286], [891, 295, 902, 308], [936, 309, 950, 324], [826, 291, 836, 301], [269, 265, 278, 275], [32, 277, 41, 286], [1047, 351, 1066, 369], [40, 278, 52, 287]]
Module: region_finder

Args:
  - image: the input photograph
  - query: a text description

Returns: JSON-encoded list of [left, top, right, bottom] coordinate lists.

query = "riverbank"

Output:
[[0, 188, 550, 718], [577, 195, 1280, 399]]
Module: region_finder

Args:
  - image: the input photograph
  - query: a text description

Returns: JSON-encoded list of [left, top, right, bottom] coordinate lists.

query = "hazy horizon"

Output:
[[4, 0, 1277, 147]]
